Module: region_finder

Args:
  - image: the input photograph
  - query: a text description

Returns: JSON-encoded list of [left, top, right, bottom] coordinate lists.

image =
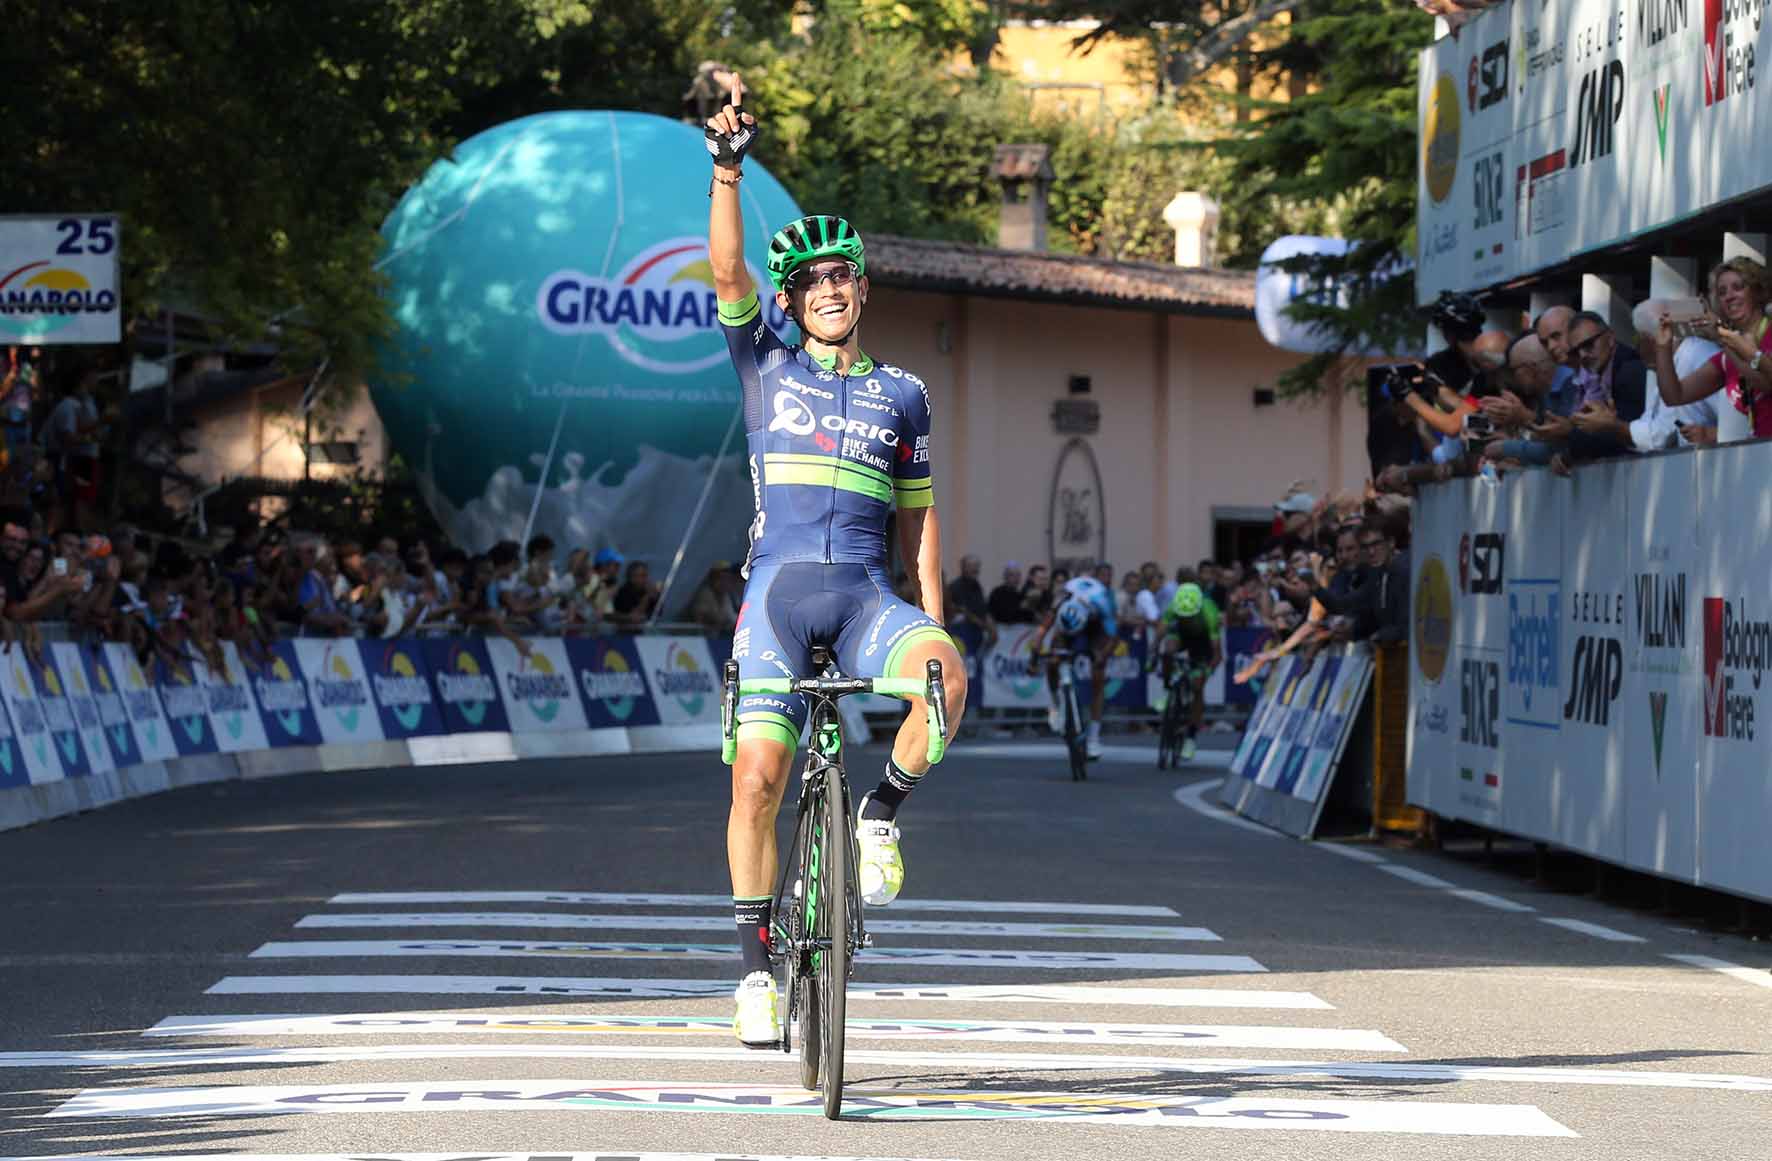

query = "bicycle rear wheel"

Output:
[[1157, 684, 1182, 769], [788, 804, 819, 1088], [818, 771, 849, 1118]]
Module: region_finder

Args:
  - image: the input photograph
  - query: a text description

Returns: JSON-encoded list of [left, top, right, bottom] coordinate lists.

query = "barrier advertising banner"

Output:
[[63, 643, 139, 769], [631, 637, 720, 727], [155, 655, 219, 757], [101, 644, 178, 762], [246, 643, 325, 748], [200, 644, 272, 754], [1, 647, 63, 784], [1409, 444, 1772, 903], [357, 639, 446, 740], [1416, 0, 1772, 303], [0, 686, 26, 791], [982, 625, 1052, 710], [421, 638, 510, 735], [566, 636, 661, 730], [292, 639, 385, 745], [1222, 646, 1376, 837], [32, 649, 93, 778], [49, 643, 114, 775], [486, 637, 590, 734]]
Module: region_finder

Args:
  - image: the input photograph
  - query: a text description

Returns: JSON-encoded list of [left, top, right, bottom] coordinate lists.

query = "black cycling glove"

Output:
[[705, 107, 760, 166]]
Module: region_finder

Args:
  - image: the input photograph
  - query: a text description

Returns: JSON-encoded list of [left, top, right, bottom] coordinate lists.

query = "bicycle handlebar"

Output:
[[720, 660, 948, 766]]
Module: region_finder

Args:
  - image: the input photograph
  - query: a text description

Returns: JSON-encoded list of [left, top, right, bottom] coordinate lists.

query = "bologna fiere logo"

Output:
[[1703, 596, 1769, 740]]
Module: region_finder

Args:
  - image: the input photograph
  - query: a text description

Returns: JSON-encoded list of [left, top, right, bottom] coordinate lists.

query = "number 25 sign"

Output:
[[0, 215, 123, 344]]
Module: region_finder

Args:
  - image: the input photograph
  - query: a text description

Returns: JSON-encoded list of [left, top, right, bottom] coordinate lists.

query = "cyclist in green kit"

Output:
[[704, 78, 968, 1046]]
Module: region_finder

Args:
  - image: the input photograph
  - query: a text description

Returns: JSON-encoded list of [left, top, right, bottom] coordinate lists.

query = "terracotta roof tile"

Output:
[[868, 234, 1254, 316]]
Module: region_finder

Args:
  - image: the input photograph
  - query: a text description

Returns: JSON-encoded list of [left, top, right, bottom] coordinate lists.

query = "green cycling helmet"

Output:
[[1171, 582, 1205, 618], [766, 215, 866, 292]]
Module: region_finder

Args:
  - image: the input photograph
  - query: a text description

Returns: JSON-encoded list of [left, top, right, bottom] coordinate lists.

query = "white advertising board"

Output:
[[0, 215, 122, 344], [485, 637, 589, 733], [292, 640, 385, 744], [1416, 0, 1772, 304], [1409, 443, 1772, 903]]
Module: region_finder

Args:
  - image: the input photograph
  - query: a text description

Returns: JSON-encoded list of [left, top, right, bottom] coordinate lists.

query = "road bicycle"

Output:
[[1156, 658, 1204, 770], [721, 646, 948, 1120], [1039, 648, 1088, 782]]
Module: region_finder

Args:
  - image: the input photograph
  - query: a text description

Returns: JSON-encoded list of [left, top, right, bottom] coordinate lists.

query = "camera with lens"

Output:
[[1368, 363, 1443, 404]]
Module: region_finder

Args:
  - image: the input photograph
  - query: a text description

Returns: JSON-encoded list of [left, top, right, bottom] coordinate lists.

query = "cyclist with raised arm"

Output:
[[1156, 581, 1223, 763], [1030, 573, 1117, 759], [705, 80, 967, 1047]]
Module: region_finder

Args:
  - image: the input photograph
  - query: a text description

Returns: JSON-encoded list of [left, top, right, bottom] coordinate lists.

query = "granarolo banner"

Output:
[[371, 111, 806, 597]]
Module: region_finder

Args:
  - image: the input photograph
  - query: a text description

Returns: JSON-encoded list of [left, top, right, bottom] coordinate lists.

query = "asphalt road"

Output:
[[1, 737, 1770, 1161]]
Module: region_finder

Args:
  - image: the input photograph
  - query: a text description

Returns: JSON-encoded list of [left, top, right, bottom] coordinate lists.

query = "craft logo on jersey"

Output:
[[437, 645, 498, 727], [654, 642, 714, 716], [507, 650, 570, 723], [314, 646, 370, 732], [254, 654, 311, 737], [536, 237, 787, 375], [374, 646, 433, 731], [1703, 0, 1760, 106], [1413, 555, 1453, 682], [582, 647, 647, 721], [1703, 595, 1768, 741], [160, 659, 210, 747], [1424, 72, 1461, 203]]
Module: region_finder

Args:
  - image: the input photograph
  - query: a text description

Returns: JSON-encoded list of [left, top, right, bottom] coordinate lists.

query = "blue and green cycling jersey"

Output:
[[718, 290, 934, 572]]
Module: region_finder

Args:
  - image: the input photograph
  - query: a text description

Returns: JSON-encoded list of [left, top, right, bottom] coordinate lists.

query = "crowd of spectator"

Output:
[[1369, 257, 1771, 489], [941, 481, 1417, 685]]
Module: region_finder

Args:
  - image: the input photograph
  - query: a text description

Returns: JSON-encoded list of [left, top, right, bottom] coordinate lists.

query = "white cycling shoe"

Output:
[[1047, 706, 1064, 734], [1181, 737, 1198, 762], [856, 793, 905, 906], [1086, 722, 1105, 760], [733, 970, 781, 1046]]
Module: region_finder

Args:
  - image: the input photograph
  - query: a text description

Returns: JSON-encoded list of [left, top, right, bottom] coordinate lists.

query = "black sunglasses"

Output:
[[787, 262, 858, 293], [1571, 331, 1609, 357]]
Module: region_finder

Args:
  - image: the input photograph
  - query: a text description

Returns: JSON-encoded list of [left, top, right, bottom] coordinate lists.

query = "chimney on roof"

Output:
[[1163, 191, 1221, 268], [991, 144, 1055, 252]]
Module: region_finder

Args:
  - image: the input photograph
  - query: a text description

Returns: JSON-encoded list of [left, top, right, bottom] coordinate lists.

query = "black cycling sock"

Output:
[[863, 758, 922, 820], [734, 895, 773, 976]]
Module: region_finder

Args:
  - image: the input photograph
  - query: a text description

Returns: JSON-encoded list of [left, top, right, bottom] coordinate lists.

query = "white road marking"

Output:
[[1172, 779, 1279, 837], [1538, 918, 1648, 943], [46, 1077, 1576, 1137], [15, 1045, 1768, 1093], [332, 891, 1180, 918], [1375, 865, 1458, 889], [294, 913, 1221, 942], [146, 1013, 1402, 1052], [249, 941, 1267, 973], [959, 742, 1233, 770], [1312, 844, 1387, 864], [1664, 953, 1772, 990], [208, 976, 1302, 1005], [1446, 889, 1537, 913], [236, 940, 1240, 972], [1, 1156, 956, 1161]]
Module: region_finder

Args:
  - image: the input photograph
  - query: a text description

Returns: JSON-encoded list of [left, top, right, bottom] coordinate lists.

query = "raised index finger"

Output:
[[729, 73, 745, 110]]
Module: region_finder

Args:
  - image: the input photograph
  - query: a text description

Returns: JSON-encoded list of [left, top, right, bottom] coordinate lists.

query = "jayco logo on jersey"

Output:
[[780, 375, 834, 400]]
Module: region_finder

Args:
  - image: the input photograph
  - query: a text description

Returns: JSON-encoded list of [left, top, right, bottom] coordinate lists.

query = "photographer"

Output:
[[1647, 257, 1772, 439]]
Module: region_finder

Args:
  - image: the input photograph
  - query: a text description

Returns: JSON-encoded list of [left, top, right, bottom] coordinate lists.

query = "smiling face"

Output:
[[1713, 269, 1767, 329], [778, 260, 865, 346]]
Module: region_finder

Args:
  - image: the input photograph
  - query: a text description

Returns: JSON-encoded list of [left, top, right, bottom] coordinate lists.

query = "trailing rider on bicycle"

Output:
[[1030, 574, 1118, 760], [705, 79, 968, 1046], [1156, 581, 1222, 763]]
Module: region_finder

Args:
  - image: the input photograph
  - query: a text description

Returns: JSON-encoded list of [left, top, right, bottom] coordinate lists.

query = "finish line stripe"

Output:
[[208, 977, 1304, 1006], [0, 1156, 958, 1161], [12, 1044, 1766, 1093], [331, 892, 1180, 918], [250, 942, 1262, 973], [295, 913, 1220, 942], [45, 1077, 1575, 1137], [146, 1013, 1402, 1052]]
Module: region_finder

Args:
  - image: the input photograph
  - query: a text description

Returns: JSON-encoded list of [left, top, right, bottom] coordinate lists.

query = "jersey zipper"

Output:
[[823, 365, 847, 563]]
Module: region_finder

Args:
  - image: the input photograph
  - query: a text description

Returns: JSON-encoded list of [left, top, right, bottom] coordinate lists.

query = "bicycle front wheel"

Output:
[[818, 773, 849, 1119], [1065, 687, 1088, 782]]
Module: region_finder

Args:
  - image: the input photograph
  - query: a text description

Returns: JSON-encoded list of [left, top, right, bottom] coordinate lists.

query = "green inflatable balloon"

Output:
[[372, 110, 804, 563]]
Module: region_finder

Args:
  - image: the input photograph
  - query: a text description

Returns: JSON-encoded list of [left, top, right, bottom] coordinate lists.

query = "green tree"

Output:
[[1214, 0, 1428, 394]]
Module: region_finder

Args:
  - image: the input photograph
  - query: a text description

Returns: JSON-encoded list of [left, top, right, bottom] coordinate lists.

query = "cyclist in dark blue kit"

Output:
[[705, 78, 967, 1045]]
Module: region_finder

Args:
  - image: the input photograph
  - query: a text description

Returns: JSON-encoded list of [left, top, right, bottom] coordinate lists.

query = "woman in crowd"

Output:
[[1650, 257, 1772, 438]]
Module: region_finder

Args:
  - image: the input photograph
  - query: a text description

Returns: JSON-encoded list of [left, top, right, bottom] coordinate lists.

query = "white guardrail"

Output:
[[1408, 440, 1772, 904]]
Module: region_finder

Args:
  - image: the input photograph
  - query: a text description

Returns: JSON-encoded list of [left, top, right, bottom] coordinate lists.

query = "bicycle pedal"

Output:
[[861, 933, 875, 948]]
